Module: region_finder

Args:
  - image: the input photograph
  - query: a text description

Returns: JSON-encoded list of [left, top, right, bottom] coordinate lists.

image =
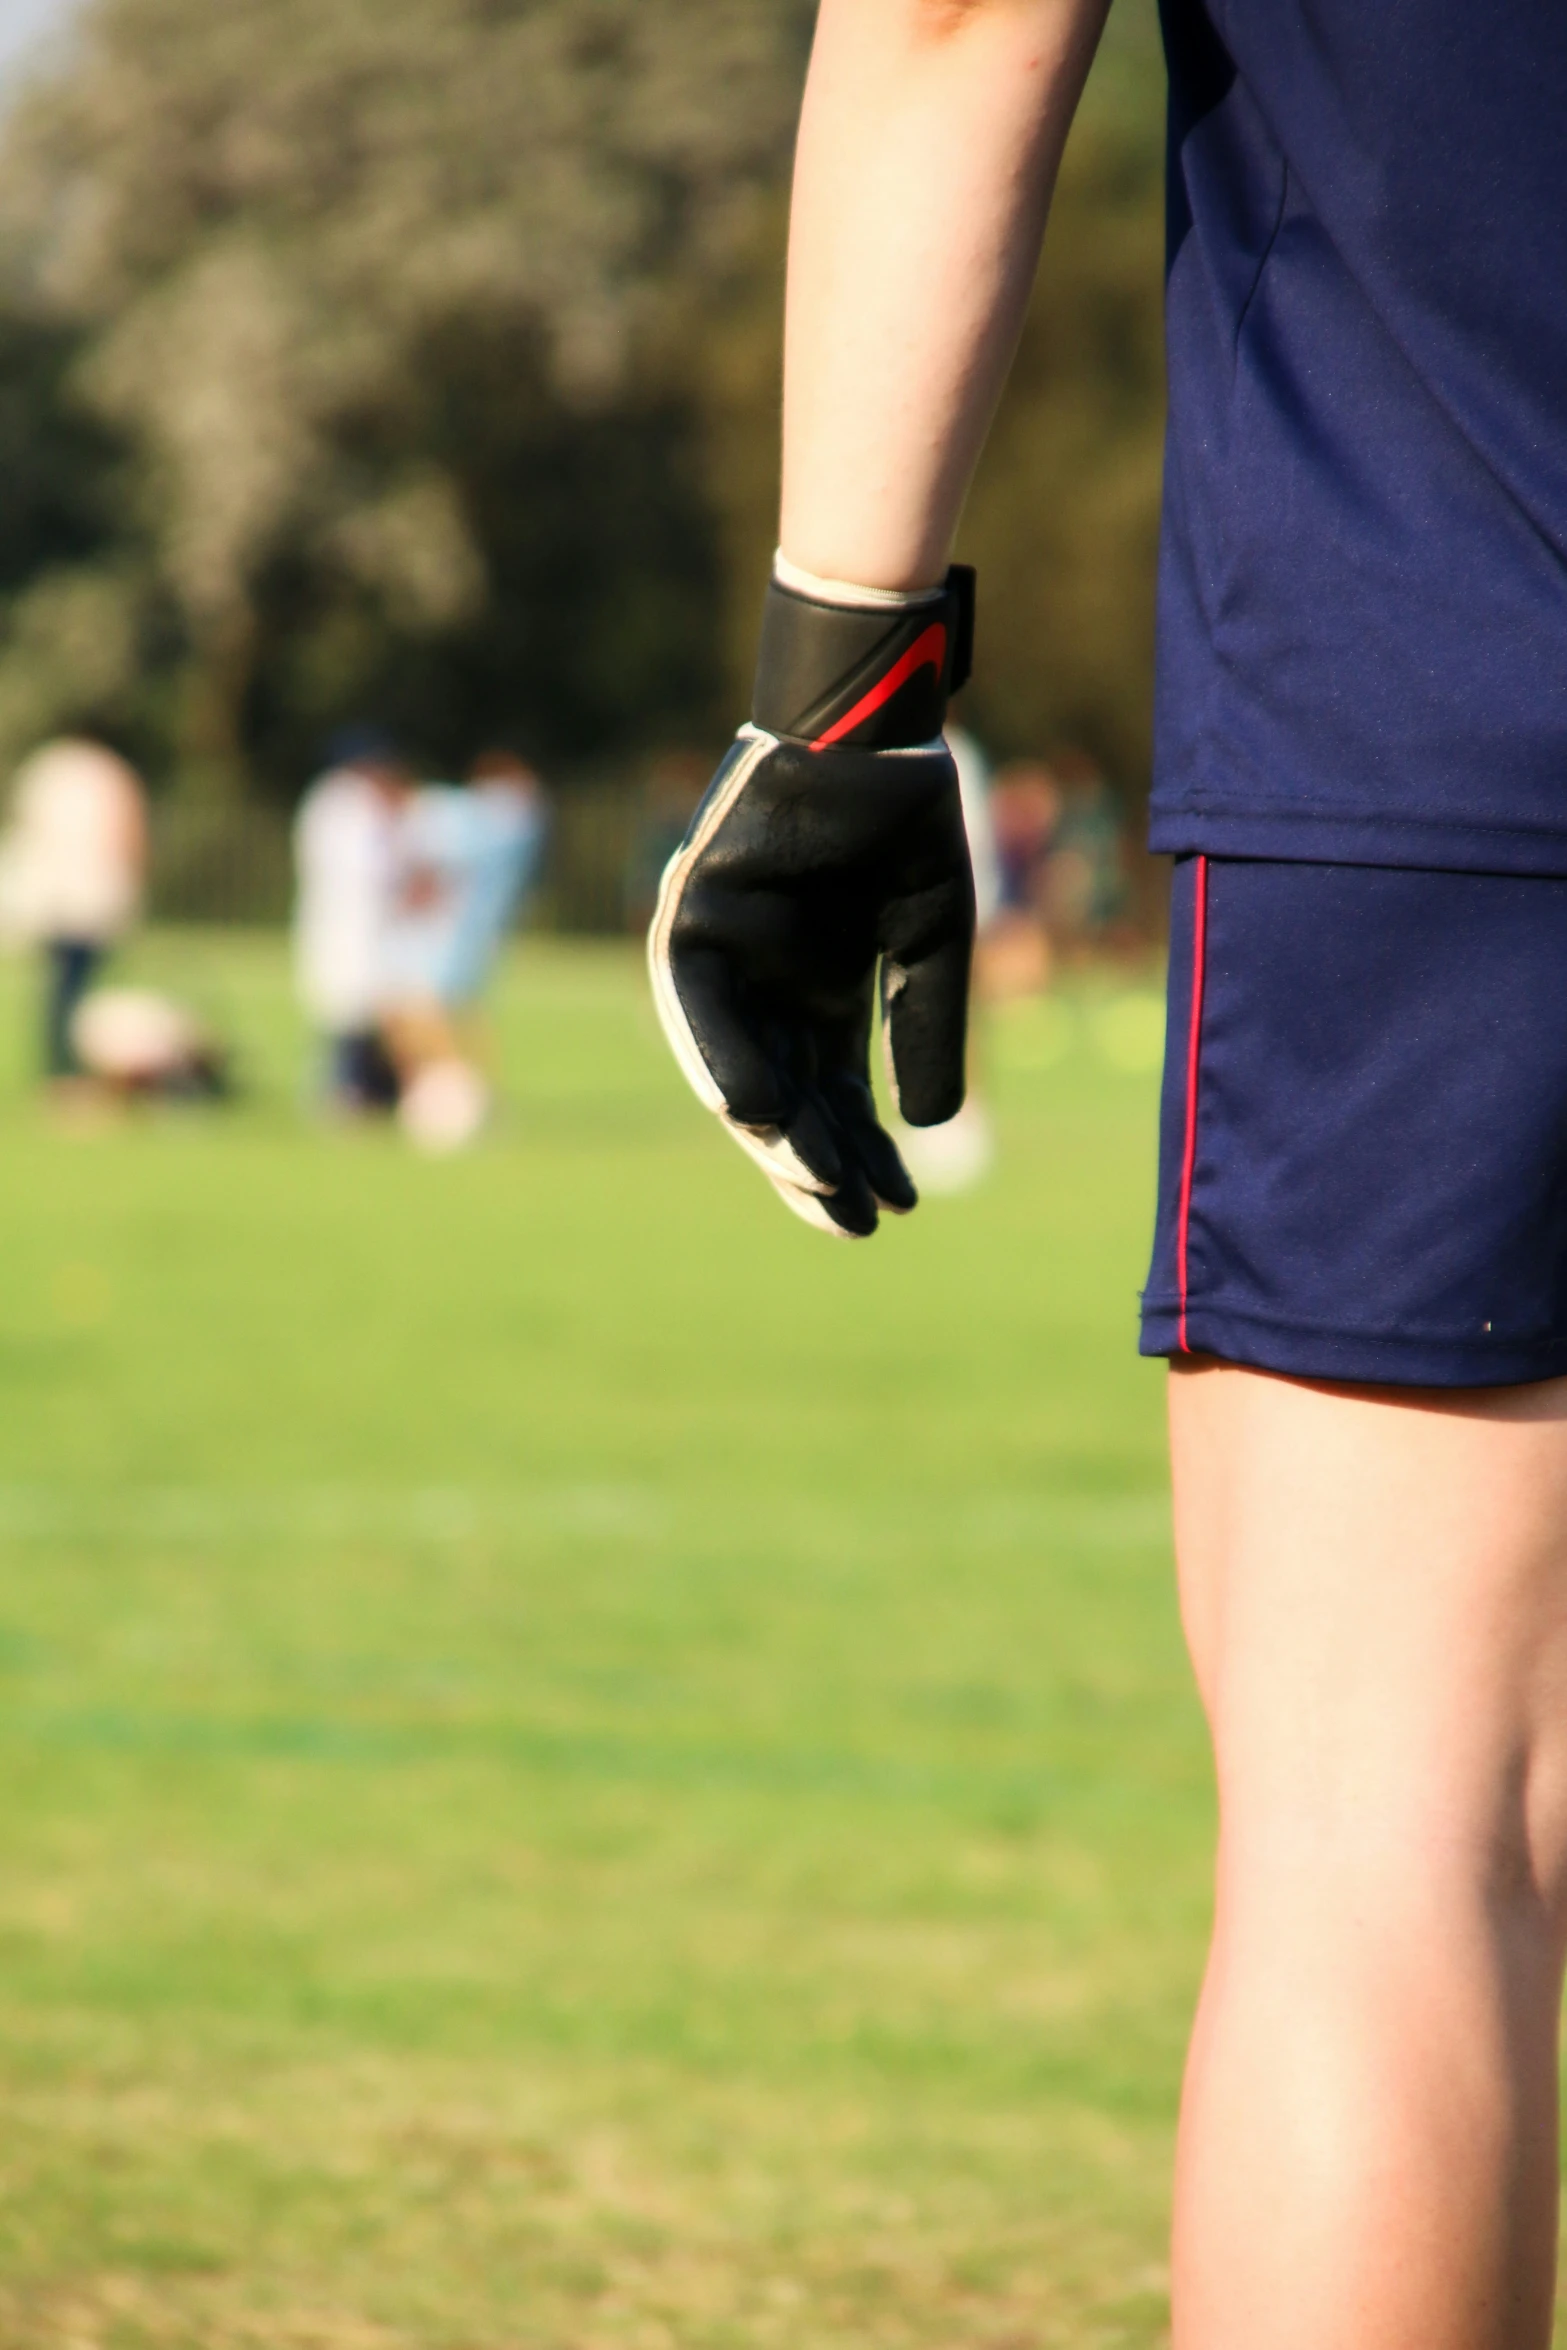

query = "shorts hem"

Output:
[[1147, 806, 1567, 880], [1139, 1299, 1567, 1390]]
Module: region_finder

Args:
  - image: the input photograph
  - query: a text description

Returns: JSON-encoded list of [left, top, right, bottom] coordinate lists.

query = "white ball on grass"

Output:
[[398, 1058, 490, 1154]]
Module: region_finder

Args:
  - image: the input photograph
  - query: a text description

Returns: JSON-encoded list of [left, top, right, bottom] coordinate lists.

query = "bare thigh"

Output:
[[1172, 1361, 1567, 1912], [1168, 1362, 1567, 2350]]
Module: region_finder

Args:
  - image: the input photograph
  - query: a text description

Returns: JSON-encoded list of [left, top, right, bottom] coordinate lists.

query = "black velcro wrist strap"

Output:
[[751, 564, 976, 751]]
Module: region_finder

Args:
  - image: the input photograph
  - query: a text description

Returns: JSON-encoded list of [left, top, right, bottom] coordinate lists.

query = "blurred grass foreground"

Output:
[[0, 934, 1209, 2349]]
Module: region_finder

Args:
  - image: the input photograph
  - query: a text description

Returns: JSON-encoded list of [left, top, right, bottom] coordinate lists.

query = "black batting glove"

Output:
[[648, 560, 977, 1237]]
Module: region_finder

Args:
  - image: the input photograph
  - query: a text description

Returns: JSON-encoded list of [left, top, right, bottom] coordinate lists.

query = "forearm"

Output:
[[781, 0, 1109, 592]]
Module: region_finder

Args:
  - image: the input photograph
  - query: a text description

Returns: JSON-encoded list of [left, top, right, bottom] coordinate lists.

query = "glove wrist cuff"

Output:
[[770, 553, 941, 610], [751, 561, 976, 751]]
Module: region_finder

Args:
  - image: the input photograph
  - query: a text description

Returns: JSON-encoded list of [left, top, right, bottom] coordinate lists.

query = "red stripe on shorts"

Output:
[[1176, 854, 1210, 1355]]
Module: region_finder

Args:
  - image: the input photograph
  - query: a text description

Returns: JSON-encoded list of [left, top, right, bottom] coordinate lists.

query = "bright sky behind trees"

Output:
[[0, 0, 77, 88]]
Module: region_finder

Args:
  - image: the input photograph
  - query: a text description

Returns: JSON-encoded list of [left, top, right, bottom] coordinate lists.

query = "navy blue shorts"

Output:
[[1140, 856, 1567, 1388]]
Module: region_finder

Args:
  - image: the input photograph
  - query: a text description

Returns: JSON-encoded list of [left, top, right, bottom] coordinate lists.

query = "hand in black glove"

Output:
[[648, 561, 977, 1236]]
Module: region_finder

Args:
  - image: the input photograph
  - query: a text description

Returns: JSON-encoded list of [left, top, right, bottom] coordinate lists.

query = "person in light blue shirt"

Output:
[[446, 753, 549, 1003], [381, 753, 546, 1023], [378, 752, 546, 1154]]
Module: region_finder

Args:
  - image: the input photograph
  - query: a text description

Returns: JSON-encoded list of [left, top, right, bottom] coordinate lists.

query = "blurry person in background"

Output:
[[451, 748, 549, 1005], [898, 721, 1001, 1195], [1042, 748, 1130, 958], [948, 724, 1002, 947], [0, 734, 147, 1096], [981, 761, 1061, 998], [72, 987, 231, 1103], [624, 753, 709, 933], [292, 726, 411, 1117], [380, 746, 549, 1153]]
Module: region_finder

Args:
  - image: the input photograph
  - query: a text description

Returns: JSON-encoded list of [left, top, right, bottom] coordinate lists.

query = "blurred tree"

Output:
[[0, 0, 1166, 820], [0, 304, 154, 764], [0, 0, 814, 795], [961, 64, 1166, 792]]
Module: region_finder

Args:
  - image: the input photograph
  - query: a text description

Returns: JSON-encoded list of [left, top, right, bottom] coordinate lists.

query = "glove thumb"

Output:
[[881, 935, 970, 1127]]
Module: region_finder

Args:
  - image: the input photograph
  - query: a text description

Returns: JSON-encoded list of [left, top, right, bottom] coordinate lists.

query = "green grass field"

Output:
[[0, 932, 1212, 2350]]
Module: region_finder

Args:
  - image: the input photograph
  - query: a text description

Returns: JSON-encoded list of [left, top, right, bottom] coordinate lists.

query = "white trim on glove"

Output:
[[647, 727, 846, 1224]]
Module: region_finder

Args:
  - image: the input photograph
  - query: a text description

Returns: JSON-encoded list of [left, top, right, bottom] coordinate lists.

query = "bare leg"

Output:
[[1169, 1362, 1567, 2350]]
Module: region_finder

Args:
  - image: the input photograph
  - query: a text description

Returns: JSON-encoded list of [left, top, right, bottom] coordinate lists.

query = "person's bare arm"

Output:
[[649, 0, 1107, 1231], [781, 0, 1110, 592]]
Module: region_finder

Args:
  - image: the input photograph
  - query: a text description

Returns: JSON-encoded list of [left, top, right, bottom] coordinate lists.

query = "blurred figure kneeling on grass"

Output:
[[0, 735, 148, 1094], [70, 988, 231, 1103]]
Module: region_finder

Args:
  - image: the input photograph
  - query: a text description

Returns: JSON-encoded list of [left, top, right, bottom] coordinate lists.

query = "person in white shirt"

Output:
[[897, 723, 999, 1195], [291, 727, 412, 1113], [0, 735, 148, 1082]]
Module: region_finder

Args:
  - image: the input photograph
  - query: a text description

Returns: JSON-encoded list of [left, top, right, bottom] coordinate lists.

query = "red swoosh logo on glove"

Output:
[[809, 622, 948, 752]]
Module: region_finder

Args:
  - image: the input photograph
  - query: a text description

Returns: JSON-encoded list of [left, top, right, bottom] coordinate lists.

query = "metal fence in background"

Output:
[[148, 804, 294, 927], [532, 783, 642, 936], [147, 784, 646, 935]]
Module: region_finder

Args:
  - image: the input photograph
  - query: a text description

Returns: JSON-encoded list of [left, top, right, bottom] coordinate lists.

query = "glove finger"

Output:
[[853, 1122, 918, 1217], [764, 1160, 880, 1240], [648, 740, 790, 1127], [783, 1090, 847, 1191], [744, 1076, 877, 1234], [881, 934, 971, 1128], [818, 1150, 880, 1237], [826, 1075, 918, 1217], [722, 1096, 843, 1197], [651, 931, 779, 1121], [765, 1173, 859, 1239], [651, 922, 845, 1194]]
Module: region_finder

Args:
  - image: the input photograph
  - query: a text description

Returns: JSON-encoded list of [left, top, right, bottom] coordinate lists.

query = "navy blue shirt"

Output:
[[1151, 0, 1567, 874]]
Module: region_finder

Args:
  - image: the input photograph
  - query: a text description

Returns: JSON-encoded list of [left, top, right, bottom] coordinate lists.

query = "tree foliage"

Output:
[[0, 0, 1165, 808], [963, 91, 1166, 791]]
